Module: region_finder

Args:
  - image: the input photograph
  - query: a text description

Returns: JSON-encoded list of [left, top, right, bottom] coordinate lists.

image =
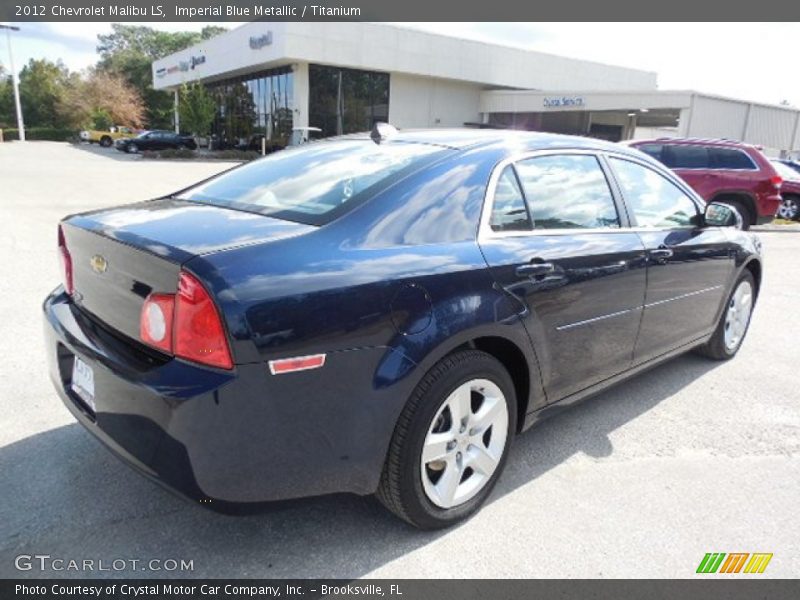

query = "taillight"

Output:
[[138, 271, 233, 370], [140, 293, 175, 353], [771, 175, 783, 189], [174, 272, 233, 369], [57, 224, 74, 295]]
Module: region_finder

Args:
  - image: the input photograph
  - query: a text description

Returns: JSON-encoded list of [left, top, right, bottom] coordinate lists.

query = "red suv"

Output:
[[628, 138, 782, 229]]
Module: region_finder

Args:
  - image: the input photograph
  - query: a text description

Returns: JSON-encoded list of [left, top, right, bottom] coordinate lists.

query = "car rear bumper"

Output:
[[43, 288, 416, 506], [757, 193, 782, 221]]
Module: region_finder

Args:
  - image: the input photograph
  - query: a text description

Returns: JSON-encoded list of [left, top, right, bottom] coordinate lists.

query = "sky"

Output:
[[1, 22, 798, 107]]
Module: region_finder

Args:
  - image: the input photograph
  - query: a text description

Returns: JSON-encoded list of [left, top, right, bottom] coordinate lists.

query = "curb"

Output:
[[751, 226, 800, 233]]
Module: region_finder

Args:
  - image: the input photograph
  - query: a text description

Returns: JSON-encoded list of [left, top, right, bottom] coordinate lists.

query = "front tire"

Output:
[[100, 136, 113, 148], [127, 143, 139, 154], [376, 350, 516, 529], [696, 271, 756, 360]]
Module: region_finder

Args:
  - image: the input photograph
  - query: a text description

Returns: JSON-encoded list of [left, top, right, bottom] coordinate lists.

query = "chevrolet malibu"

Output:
[[44, 127, 761, 529]]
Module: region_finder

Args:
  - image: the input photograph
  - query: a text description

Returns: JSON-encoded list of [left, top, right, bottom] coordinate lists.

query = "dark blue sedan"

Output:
[[44, 127, 762, 529]]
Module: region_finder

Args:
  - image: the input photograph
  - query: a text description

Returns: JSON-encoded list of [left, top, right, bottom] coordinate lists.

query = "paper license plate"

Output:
[[71, 356, 96, 412]]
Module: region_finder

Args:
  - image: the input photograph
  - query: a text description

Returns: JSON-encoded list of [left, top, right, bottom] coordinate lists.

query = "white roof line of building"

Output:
[[355, 22, 659, 78], [481, 88, 694, 96], [688, 90, 800, 113], [152, 21, 658, 92], [481, 88, 800, 114], [157, 21, 659, 79]]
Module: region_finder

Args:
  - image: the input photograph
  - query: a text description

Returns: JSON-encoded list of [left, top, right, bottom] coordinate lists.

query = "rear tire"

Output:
[[376, 350, 516, 530], [696, 271, 756, 360], [778, 195, 800, 221]]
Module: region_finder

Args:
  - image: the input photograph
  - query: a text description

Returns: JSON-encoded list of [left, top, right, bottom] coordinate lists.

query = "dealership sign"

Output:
[[250, 32, 273, 49], [543, 96, 585, 109], [156, 54, 206, 78]]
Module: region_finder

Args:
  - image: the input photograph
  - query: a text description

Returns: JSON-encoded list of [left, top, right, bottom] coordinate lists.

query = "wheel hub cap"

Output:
[[779, 198, 798, 220], [724, 280, 753, 352], [420, 378, 508, 509]]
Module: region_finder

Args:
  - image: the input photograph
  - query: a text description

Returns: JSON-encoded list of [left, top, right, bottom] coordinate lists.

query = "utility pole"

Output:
[[0, 24, 25, 141]]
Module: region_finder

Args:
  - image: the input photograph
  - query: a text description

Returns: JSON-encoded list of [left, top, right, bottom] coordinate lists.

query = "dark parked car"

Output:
[[115, 130, 197, 153], [45, 128, 762, 529], [628, 138, 782, 229], [775, 158, 800, 177], [772, 159, 800, 220]]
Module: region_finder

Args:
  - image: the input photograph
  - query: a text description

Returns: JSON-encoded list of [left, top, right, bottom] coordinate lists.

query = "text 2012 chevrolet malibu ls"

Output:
[[44, 127, 761, 529]]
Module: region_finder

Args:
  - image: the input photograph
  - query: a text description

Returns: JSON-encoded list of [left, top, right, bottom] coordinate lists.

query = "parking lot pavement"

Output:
[[1, 141, 798, 579]]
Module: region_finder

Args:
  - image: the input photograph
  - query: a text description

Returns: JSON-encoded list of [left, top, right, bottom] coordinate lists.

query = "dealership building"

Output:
[[152, 22, 800, 156]]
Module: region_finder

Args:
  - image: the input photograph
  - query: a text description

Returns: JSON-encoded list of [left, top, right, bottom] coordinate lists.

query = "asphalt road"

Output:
[[1, 142, 798, 579]]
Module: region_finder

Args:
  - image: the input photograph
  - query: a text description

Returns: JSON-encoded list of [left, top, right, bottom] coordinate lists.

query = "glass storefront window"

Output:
[[309, 64, 390, 137], [205, 66, 294, 150]]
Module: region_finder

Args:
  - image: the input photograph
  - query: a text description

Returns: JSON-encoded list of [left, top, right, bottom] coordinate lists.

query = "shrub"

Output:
[[142, 148, 196, 160], [0, 127, 76, 141], [214, 149, 260, 161], [141, 148, 260, 161]]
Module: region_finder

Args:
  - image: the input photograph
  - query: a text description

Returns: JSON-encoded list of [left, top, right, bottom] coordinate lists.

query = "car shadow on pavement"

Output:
[[67, 142, 143, 162], [0, 353, 721, 579]]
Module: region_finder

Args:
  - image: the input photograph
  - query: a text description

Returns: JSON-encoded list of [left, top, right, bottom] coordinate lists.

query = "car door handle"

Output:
[[515, 262, 555, 278], [649, 248, 674, 262], [650, 248, 673, 258]]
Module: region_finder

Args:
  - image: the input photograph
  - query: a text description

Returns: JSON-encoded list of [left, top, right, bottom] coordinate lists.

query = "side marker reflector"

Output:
[[268, 354, 327, 375]]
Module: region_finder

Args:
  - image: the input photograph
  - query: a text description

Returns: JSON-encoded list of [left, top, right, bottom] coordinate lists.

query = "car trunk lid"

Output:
[[61, 198, 313, 343]]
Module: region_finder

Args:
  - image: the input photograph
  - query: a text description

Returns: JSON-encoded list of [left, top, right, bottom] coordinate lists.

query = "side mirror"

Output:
[[704, 202, 742, 229]]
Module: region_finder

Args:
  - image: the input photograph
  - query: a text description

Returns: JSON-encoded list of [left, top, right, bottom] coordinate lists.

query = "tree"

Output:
[[0, 66, 14, 128], [59, 69, 146, 129], [97, 24, 226, 62], [179, 82, 216, 137], [18, 58, 73, 128], [96, 24, 227, 128], [0, 26, 228, 132]]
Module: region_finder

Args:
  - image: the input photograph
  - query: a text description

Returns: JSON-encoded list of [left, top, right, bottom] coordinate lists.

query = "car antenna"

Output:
[[371, 122, 398, 144]]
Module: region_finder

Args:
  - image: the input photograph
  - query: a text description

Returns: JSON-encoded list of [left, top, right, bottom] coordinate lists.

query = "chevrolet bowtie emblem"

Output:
[[90, 254, 108, 274]]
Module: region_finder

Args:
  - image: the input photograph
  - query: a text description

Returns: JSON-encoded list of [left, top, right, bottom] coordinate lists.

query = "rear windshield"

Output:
[[177, 140, 448, 225]]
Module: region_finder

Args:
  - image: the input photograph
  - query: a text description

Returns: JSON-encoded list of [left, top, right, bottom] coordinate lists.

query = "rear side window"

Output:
[[514, 154, 620, 229], [490, 166, 532, 232], [709, 148, 757, 170], [610, 158, 699, 228], [177, 140, 447, 225], [662, 145, 710, 169]]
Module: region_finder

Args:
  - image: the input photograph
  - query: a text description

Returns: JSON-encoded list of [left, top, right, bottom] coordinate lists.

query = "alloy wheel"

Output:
[[778, 197, 799, 220], [420, 378, 508, 509], [724, 279, 753, 352]]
